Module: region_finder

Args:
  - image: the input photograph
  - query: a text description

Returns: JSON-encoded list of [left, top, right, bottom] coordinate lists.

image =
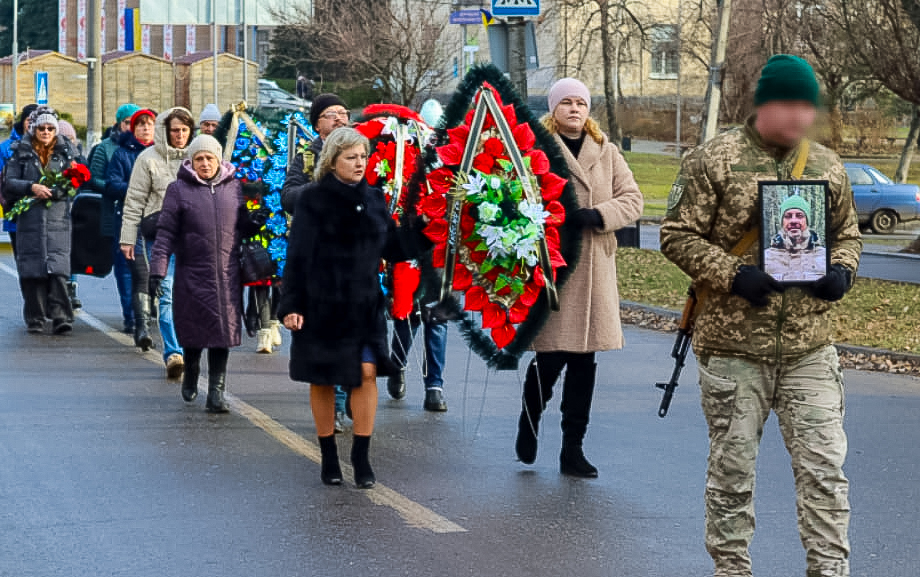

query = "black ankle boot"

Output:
[[515, 411, 540, 464], [132, 293, 153, 351], [351, 435, 375, 489], [205, 371, 229, 413], [319, 435, 343, 485], [560, 445, 599, 478], [181, 363, 200, 402]]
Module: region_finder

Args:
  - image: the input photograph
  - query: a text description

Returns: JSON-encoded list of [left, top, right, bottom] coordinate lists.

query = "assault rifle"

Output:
[[655, 289, 697, 418]]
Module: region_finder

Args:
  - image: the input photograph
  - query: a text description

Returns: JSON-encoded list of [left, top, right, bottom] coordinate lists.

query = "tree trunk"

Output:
[[895, 105, 920, 183], [599, 1, 622, 143]]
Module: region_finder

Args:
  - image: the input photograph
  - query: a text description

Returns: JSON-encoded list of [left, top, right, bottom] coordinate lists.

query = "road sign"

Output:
[[34, 71, 49, 105], [491, 0, 540, 17], [450, 9, 482, 25]]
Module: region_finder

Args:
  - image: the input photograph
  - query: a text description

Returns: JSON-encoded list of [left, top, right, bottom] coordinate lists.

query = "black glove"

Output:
[[250, 207, 270, 228], [731, 265, 785, 307], [810, 264, 852, 302], [148, 275, 165, 298], [570, 208, 603, 229]]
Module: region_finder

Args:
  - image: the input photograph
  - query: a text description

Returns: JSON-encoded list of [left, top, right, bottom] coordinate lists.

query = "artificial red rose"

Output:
[[519, 282, 541, 307], [453, 263, 473, 291], [469, 249, 488, 264], [481, 302, 506, 329], [501, 104, 517, 128], [431, 243, 447, 268], [355, 119, 385, 140], [549, 248, 566, 270], [526, 149, 550, 175], [497, 285, 512, 297], [366, 153, 384, 186], [508, 299, 530, 324], [491, 322, 517, 349], [533, 266, 546, 287], [483, 137, 504, 158], [427, 167, 454, 195], [424, 219, 449, 244], [437, 142, 464, 166], [513, 123, 536, 152], [447, 125, 470, 147], [460, 211, 476, 237], [464, 286, 489, 312], [545, 226, 561, 252], [544, 200, 566, 227], [540, 172, 566, 201], [419, 193, 446, 219], [473, 152, 495, 174]]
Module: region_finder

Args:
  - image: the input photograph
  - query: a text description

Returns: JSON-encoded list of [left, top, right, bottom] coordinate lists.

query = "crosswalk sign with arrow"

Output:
[[34, 71, 49, 106]]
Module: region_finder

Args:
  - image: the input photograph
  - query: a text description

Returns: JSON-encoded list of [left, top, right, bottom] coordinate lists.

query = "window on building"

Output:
[[650, 25, 679, 79]]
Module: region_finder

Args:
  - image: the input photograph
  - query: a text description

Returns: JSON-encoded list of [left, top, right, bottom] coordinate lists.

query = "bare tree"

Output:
[[270, 0, 452, 106], [839, 0, 920, 182]]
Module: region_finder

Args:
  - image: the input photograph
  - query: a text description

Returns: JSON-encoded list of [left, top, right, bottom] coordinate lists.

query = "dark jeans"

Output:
[[522, 352, 597, 446], [390, 315, 448, 389], [111, 236, 133, 325], [20, 274, 73, 327]]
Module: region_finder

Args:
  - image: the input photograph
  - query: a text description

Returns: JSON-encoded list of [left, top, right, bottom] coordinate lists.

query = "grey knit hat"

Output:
[[28, 106, 59, 134], [186, 134, 224, 161], [198, 103, 222, 124]]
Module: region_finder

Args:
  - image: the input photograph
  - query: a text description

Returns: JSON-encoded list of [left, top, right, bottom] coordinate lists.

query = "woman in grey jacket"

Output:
[[120, 107, 193, 380]]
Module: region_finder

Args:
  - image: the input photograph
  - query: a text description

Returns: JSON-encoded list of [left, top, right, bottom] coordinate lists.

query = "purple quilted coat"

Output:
[[149, 160, 244, 349]]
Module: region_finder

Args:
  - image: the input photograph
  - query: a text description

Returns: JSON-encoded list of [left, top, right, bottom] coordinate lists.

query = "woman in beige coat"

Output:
[[516, 78, 643, 478]]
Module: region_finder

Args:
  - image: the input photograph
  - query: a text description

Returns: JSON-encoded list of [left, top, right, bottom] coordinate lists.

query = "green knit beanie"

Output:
[[780, 194, 811, 223], [754, 55, 820, 107]]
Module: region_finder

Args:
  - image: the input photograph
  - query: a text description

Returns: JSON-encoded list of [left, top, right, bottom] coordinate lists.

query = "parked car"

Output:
[[258, 83, 310, 112], [844, 162, 920, 234]]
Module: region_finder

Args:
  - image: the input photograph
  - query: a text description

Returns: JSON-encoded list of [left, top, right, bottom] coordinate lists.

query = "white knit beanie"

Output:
[[186, 134, 224, 161], [198, 103, 222, 124], [28, 106, 59, 134]]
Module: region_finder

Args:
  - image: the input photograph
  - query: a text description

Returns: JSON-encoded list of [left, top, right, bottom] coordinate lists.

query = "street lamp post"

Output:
[[11, 0, 18, 114]]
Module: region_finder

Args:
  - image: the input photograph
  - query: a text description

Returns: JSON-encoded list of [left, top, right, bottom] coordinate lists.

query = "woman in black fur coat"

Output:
[[279, 127, 428, 489]]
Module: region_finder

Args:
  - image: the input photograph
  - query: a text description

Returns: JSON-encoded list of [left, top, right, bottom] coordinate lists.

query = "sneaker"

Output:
[[256, 328, 273, 354], [166, 353, 185, 380], [334, 411, 349, 434], [270, 320, 283, 347]]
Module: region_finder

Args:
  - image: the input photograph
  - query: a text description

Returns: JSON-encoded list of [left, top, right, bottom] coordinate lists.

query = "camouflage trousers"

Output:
[[698, 345, 850, 577]]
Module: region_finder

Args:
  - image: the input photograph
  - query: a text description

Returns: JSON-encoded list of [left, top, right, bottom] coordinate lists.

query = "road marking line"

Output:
[[0, 262, 467, 535]]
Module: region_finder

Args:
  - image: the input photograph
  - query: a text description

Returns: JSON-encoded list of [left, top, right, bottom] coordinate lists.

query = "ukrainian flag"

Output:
[[480, 9, 494, 28]]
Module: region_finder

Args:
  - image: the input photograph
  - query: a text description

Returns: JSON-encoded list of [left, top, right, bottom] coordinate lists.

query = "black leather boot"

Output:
[[559, 359, 598, 478], [319, 435, 343, 485], [515, 354, 566, 464], [205, 371, 229, 413], [132, 293, 153, 351], [423, 388, 447, 412], [351, 435, 376, 489], [181, 349, 201, 402], [387, 368, 406, 400]]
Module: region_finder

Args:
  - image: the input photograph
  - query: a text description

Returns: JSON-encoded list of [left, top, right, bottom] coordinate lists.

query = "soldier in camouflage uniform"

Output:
[[660, 55, 862, 577]]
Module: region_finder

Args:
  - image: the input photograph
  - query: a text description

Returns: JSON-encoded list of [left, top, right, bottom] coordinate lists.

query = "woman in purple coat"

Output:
[[149, 135, 265, 412]]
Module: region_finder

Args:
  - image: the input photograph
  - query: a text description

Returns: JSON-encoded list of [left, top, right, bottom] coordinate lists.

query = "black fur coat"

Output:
[[279, 172, 428, 388]]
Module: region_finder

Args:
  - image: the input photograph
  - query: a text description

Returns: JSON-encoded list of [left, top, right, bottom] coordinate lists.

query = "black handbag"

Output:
[[240, 240, 275, 285], [140, 210, 161, 240]]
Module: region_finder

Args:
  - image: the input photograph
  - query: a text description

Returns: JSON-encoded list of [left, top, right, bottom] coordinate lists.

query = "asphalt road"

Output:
[[638, 223, 920, 284], [1, 252, 919, 577]]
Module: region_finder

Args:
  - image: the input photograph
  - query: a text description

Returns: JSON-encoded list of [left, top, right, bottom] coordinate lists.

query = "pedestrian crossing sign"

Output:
[[491, 0, 540, 17], [34, 71, 49, 106]]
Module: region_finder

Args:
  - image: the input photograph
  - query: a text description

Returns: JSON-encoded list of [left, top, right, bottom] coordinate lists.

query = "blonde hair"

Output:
[[541, 114, 606, 145], [315, 127, 370, 181]]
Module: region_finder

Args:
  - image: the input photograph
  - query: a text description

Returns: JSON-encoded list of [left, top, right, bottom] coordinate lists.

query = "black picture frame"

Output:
[[758, 180, 831, 285]]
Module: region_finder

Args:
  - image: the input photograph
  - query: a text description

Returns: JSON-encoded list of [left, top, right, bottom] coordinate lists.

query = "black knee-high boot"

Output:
[[205, 348, 230, 413], [182, 348, 202, 402], [318, 435, 343, 485], [560, 356, 598, 478], [132, 293, 153, 350], [515, 353, 567, 464], [351, 435, 375, 489]]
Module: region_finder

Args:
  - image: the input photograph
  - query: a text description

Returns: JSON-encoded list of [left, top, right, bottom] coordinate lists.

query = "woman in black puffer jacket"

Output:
[[2, 107, 78, 334], [279, 127, 429, 489]]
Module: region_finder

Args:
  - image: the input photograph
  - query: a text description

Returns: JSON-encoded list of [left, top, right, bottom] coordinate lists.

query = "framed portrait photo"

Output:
[[758, 180, 831, 285]]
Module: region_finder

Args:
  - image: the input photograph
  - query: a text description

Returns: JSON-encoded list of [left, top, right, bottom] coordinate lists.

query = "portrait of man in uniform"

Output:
[[761, 182, 830, 283]]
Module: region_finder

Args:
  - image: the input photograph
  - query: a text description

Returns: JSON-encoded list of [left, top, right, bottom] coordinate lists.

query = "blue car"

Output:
[[844, 163, 920, 234]]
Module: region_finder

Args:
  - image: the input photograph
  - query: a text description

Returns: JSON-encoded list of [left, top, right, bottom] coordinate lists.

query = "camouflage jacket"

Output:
[[660, 117, 862, 363]]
